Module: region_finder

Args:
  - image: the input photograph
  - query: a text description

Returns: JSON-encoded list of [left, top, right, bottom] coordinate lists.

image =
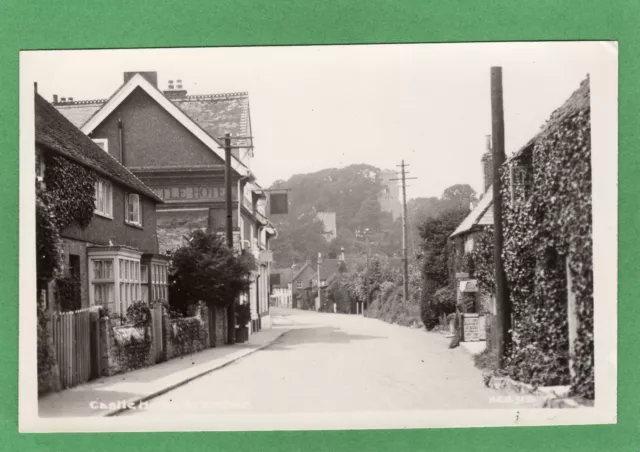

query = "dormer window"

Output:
[[92, 138, 109, 152], [126, 193, 142, 227]]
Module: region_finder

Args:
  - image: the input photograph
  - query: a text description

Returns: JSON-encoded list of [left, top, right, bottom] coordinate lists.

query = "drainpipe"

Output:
[[237, 175, 251, 247], [118, 118, 125, 165]]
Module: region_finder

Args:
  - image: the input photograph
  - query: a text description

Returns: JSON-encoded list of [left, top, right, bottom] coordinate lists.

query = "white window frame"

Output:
[[151, 262, 169, 301], [125, 193, 142, 227], [35, 152, 45, 185], [94, 179, 113, 219], [92, 138, 109, 152], [88, 247, 142, 316], [296, 281, 302, 289]]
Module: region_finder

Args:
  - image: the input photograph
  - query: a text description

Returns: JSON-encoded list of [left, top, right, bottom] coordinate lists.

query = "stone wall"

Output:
[[100, 319, 154, 376], [165, 303, 210, 359]]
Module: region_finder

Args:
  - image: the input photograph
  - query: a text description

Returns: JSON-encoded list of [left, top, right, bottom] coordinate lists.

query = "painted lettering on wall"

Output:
[[151, 186, 237, 201]]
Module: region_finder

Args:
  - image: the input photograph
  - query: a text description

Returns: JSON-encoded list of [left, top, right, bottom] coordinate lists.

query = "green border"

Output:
[[1, 0, 636, 450]]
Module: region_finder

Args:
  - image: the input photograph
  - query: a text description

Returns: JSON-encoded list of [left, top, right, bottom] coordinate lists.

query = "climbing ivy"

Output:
[[36, 154, 96, 288], [499, 95, 593, 398], [463, 82, 593, 399]]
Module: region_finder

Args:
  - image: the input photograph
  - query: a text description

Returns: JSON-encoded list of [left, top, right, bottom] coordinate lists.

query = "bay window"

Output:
[[141, 254, 170, 303], [92, 259, 115, 313], [88, 247, 142, 316]]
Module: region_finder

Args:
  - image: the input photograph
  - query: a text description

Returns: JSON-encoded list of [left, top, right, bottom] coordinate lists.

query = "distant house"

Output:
[[290, 260, 317, 309], [53, 71, 276, 333], [269, 267, 294, 308], [449, 135, 495, 318], [35, 93, 168, 315]]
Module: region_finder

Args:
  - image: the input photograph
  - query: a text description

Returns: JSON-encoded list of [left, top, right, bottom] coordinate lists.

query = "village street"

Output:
[[119, 307, 541, 416]]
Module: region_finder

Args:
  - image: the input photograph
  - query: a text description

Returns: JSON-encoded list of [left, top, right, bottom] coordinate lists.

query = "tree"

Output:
[[270, 211, 329, 265], [417, 185, 472, 330], [169, 230, 256, 315]]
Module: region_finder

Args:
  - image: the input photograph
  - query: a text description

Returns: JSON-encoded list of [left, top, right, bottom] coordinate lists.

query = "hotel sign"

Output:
[[151, 186, 236, 201]]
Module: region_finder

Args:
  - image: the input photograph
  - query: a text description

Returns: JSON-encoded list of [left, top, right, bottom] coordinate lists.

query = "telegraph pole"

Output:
[[490, 67, 511, 368], [224, 132, 236, 345], [391, 161, 417, 304]]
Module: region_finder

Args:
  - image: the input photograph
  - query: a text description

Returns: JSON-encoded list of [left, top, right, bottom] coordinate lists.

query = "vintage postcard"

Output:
[[19, 41, 618, 432]]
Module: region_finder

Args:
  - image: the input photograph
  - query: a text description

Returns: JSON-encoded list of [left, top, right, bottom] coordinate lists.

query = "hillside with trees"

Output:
[[268, 164, 478, 277]]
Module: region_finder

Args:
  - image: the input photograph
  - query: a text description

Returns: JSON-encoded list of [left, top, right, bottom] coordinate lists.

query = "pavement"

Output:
[[38, 314, 293, 418], [460, 340, 487, 355], [115, 308, 544, 416]]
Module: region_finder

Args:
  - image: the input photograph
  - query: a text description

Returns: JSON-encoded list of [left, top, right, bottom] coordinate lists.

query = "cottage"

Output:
[[448, 77, 593, 398], [53, 72, 276, 333], [35, 93, 168, 315]]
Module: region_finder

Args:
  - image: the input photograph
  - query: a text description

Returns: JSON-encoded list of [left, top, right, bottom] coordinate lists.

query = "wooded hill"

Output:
[[268, 163, 478, 269]]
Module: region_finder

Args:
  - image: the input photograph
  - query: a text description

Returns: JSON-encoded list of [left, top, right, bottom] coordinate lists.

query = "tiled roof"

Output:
[[292, 262, 314, 282], [508, 76, 590, 163], [271, 267, 295, 286], [450, 188, 493, 238], [171, 93, 251, 147], [35, 93, 163, 203], [54, 92, 251, 148], [55, 100, 104, 128]]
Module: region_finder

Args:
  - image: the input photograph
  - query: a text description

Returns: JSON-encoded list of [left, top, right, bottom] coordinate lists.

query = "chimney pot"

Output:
[[61, 97, 66, 103], [53, 94, 58, 103], [68, 97, 74, 102]]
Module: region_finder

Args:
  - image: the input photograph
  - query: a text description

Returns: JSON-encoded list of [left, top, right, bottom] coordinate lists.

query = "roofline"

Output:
[[36, 140, 164, 203], [80, 73, 250, 178]]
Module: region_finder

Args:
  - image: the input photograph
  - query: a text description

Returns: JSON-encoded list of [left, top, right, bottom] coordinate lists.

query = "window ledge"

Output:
[[125, 221, 144, 230], [95, 211, 114, 220]]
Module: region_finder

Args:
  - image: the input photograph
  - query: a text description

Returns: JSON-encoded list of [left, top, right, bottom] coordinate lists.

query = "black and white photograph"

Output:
[[19, 41, 617, 432]]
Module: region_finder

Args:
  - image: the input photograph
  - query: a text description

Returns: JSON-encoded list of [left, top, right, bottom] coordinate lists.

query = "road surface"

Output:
[[120, 307, 538, 416]]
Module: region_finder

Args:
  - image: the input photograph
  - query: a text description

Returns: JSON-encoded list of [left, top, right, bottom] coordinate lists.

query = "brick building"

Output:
[[35, 93, 169, 315], [53, 71, 276, 333]]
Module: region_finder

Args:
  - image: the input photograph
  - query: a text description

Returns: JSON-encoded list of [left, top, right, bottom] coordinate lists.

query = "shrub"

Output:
[[55, 273, 82, 312], [126, 301, 152, 328], [421, 286, 456, 330], [37, 303, 56, 395], [169, 230, 253, 314]]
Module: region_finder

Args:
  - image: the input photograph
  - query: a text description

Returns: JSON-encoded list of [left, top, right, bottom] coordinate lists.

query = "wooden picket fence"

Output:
[[51, 307, 101, 389]]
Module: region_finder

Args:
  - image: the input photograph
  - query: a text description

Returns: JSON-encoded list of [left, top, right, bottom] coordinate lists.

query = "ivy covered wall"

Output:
[[468, 79, 593, 399]]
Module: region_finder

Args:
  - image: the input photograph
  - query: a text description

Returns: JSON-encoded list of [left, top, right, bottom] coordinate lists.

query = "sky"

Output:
[[23, 42, 614, 200]]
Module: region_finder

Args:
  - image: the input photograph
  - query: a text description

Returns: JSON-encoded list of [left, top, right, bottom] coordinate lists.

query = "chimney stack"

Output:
[[53, 94, 58, 104], [123, 71, 158, 88], [481, 134, 493, 193], [163, 78, 187, 99]]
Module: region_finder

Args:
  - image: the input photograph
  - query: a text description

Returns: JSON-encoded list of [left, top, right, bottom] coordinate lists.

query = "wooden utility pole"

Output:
[[224, 132, 236, 345], [490, 67, 511, 368], [391, 161, 417, 304]]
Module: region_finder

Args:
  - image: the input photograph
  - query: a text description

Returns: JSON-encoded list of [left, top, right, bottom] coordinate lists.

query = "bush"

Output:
[[126, 301, 152, 328], [169, 230, 253, 314], [37, 303, 56, 395], [421, 286, 456, 330], [55, 273, 82, 312]]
